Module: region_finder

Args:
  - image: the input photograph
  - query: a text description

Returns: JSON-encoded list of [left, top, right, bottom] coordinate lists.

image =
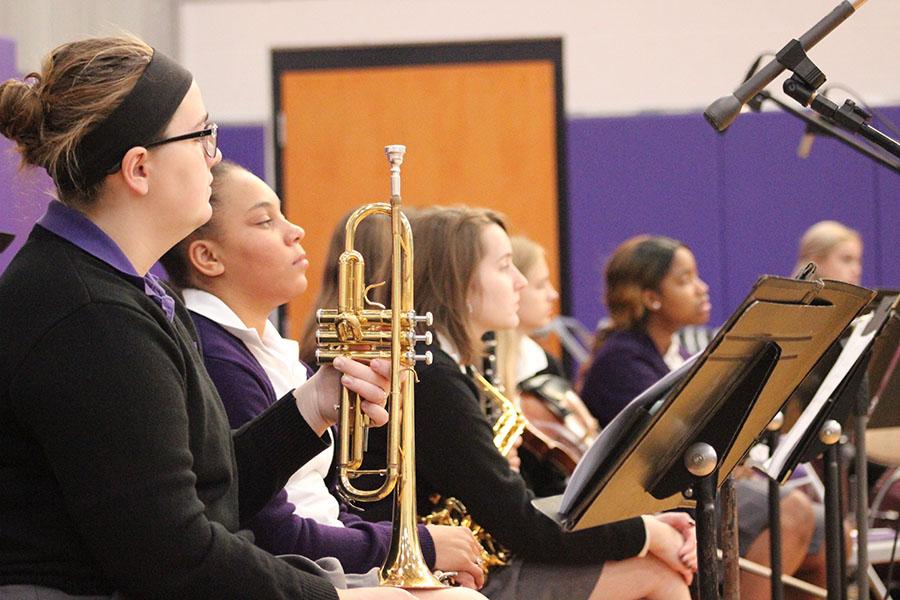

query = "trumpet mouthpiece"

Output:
[[385, 145, 406, 165]]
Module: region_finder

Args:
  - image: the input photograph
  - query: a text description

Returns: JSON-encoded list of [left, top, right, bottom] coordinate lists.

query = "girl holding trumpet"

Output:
[[160, 160, 487, 595]]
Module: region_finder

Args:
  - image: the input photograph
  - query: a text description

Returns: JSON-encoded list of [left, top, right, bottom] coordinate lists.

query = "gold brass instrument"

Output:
[[422, 367, 525, 575], [473, 369, 526, 457], [315, 145, 441, 588]]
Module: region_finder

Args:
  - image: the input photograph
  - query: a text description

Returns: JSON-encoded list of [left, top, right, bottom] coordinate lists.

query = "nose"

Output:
[[549, 283, 560, 301], [697, 276, 709, 295], [286, 221, 305, 244], [512, 266, 527, 291]]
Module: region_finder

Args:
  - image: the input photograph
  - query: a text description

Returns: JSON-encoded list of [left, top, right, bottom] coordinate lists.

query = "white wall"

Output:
[[180, 0, 900, 123], [0, 0, 179, 72]]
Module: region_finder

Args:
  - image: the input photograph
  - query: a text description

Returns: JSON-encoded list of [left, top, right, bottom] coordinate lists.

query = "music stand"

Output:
[[866, 294, 900, 432], [0, 232, 13, 255], [534, 276, 873, 600], [759, 293, 897, 599]]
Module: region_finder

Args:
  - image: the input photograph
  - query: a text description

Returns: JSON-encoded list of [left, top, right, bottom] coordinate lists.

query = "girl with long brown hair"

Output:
[[351, 206, 697, 600]]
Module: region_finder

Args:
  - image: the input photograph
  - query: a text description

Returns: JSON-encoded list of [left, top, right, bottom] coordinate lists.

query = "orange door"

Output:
[[276, 43, 564, 348]]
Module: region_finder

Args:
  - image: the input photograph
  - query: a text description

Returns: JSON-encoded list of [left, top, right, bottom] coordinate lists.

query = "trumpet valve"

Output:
[[405, 310, 433, 327], [406, 330, 433, 345], [406, 350, 433, 365]]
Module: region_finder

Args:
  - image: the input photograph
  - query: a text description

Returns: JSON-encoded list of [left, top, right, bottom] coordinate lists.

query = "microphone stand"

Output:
[[774, 39, 900, 165], [749, 90, 900, 174]]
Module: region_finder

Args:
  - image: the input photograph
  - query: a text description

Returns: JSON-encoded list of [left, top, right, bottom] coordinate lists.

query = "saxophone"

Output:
[[421, 366, 526, 575]]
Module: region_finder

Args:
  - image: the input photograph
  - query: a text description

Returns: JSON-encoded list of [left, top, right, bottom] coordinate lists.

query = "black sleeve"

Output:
[[10, 304, 337, 600], [232, 391, 330, 522], [411, 357, 646, 565]]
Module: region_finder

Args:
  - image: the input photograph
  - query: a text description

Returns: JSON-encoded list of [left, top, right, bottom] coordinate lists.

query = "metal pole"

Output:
[[720, 477, 741, 600], [821, 420, 844, 599], [685, 442, 721, 600], [697, 475, 721, 600], [767, 415, 786, 600], [855, 411, 869, 600]]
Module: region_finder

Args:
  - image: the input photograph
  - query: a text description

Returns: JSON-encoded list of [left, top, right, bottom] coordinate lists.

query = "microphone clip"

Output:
[[776, 39, 827, 92]]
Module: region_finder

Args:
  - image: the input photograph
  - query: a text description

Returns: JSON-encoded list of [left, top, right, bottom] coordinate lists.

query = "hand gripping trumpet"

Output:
[[315, 145, 442, 588]]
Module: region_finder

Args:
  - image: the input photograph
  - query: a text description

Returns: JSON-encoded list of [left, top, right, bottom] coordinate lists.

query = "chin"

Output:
[[287, 278, 308, 299]]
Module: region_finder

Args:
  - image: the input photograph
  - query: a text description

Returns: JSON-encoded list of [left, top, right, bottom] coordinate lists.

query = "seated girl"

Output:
[[578, 234, 826, 600], [493, 235, 599, 496], [160, 160, 486, 596], [343, 206, 697, 600]]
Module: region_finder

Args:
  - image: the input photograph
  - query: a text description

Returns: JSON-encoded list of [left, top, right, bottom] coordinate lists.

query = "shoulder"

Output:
[[415, 344, 480, 405], [1, 226, 153, 319], [592, 329, 658, 365], [418, 345, 472, 386], [190, 312, 252, 362]]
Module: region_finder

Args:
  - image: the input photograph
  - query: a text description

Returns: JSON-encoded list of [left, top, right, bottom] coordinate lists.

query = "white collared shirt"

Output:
[[663, 334, 686, 371], [183, 289, 343, 527], [516, 335, 551, 385]]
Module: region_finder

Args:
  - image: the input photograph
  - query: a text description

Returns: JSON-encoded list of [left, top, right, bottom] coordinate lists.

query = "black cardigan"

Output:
[[349, 341, 647, 565], [0, 226, 337, 600]]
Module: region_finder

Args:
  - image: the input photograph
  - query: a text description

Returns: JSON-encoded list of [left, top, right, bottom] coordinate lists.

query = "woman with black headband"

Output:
[[0, 36, 455, 600]]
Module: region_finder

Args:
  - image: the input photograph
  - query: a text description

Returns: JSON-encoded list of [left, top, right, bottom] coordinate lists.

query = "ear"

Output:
[[118, 146, 151, 196], [641, 288, 662, 312], [187, 239, 225, 278]]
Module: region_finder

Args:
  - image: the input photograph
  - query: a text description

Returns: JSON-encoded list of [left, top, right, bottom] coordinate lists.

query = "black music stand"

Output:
[[760, 293, 897, 599], [534, 276, 873, 600], [866, 294, 900, 431], [0, 232, 13, 255]]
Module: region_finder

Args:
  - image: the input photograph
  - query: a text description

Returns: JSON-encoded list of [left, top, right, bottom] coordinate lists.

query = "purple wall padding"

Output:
[[0, 38, 54, 276], [566, 113, 726, 331], [567, 108, 899, 332], [218, 124, 267, 181]]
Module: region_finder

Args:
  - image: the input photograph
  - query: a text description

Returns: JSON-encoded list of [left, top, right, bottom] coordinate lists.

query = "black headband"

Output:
[[57, 49, 193, 193]]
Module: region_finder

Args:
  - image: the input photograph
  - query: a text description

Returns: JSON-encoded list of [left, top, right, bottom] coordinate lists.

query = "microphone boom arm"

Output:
[[755, 89, 900, 173]]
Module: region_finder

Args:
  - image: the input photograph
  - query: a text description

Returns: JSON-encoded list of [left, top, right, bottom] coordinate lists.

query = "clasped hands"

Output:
[[645, 512, 698, 585]]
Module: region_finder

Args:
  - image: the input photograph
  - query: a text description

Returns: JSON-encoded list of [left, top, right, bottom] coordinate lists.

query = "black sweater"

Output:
[[0, 226, 338, 600], [349, 342, 646, 565]]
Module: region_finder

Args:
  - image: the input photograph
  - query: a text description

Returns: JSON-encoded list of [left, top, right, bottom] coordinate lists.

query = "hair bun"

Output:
[[0, 74, 45, 165]]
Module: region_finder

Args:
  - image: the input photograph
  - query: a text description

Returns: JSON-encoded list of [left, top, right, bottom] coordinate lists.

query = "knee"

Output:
[[781, 490, 815, 541], [644, 556, 690, 599]]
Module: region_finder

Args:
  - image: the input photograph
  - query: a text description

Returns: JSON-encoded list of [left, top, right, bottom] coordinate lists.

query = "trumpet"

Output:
[[315, 145, 441, 588]]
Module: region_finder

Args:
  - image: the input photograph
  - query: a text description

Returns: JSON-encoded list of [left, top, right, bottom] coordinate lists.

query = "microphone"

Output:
[[704, 0, 867, 132], [797, 123, 816, 159]]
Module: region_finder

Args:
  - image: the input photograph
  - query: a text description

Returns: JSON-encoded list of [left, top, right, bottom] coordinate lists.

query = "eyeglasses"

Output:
[[145, 123, 218, 159]]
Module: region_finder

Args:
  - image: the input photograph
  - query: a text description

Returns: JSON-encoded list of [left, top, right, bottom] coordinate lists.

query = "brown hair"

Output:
[[589, 234, 685, 351], [510, 235, 545, 280], [576, 235, 684, 386], [793, 220, 861, 276], [0, 36, 154, 205], [159, 160, 244, 291], [298, 207, 394, 366], [410, 205, 507, 365]]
